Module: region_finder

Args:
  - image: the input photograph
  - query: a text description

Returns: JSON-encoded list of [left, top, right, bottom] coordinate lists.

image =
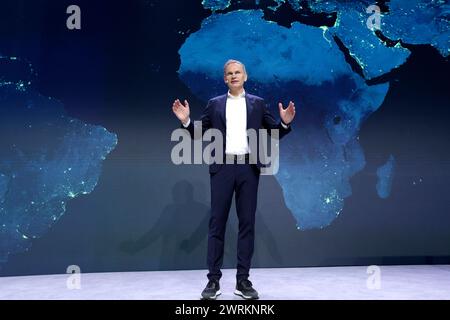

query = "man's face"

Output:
[[224, 63, 247, 91]]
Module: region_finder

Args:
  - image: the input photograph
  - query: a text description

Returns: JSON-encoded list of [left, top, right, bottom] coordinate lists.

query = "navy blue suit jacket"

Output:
[[184, 93, 291, 174]]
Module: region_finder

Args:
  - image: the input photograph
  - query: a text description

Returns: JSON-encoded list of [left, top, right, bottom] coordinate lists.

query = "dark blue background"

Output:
[[0, 0, 449, 276]]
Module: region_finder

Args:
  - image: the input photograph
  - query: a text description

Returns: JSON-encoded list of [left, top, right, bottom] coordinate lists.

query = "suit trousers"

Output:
[[207, 162, 260, 282]]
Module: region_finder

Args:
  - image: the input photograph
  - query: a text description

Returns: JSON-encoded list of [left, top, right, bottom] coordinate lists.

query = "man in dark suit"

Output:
[[172, 60, 295, 299]]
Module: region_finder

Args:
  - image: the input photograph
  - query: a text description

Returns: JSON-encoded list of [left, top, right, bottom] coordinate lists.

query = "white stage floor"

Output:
[[1, 265, 449, 300]]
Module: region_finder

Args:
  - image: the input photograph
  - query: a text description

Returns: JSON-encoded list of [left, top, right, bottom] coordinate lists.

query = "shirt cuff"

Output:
[[281, 121, 289, 129], [182, 118, 191, 127]]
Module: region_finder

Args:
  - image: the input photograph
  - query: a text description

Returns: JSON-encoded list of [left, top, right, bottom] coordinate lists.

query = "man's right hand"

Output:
[[172, 99, 190, 125]]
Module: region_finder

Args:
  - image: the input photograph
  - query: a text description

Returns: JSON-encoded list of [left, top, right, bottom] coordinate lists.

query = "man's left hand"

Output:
[[279, 101, 296, 125]]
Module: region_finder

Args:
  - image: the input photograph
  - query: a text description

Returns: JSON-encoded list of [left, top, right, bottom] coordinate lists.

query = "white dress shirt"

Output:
[[182, 90, 288, 155], [225, 90, 249, 155]]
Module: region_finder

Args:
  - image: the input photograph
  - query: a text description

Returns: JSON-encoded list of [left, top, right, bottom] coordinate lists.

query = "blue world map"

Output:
[[0, 0, 448, 267], [178, 0, 449, 229], [0, 56, 117, 265]]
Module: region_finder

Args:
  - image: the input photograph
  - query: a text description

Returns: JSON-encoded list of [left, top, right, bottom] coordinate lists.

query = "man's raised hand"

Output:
[[172, 99, 190, 125], [279, 101, 296, 125]]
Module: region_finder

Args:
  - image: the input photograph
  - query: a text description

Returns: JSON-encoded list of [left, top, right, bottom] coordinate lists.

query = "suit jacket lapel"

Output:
[[245, 94, 254, 130], [218, 94, 227, 127]]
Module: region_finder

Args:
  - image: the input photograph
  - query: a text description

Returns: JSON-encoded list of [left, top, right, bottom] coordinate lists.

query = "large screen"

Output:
[[0, 0, 449, 276]]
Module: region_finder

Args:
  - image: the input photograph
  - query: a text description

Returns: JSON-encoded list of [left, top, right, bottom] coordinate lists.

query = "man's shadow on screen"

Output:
[[119, 179, 282, 269], [119, 180, 236, 269]]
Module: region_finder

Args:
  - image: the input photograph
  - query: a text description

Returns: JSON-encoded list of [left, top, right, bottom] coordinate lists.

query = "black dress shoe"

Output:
[[201, 280, 221, 300], [234, 279, 259, 300]]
